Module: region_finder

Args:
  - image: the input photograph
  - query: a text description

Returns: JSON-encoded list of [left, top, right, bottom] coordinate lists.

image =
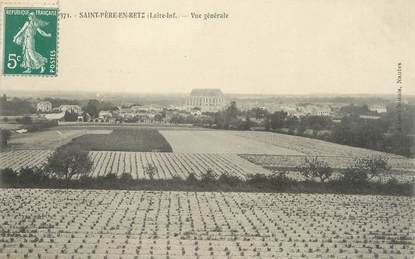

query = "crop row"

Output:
[[0, 189, 413, 258], [0, 150, 270, 180], [0, 150, 52, 171], [88, 151, 269, 179], [232, 131, 406, 159], [240, 154, 415, 182], [240, 154, 414, 170]]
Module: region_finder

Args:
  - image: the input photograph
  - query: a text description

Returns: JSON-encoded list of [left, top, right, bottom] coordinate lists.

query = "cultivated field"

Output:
[[240, 154, 415, 172], [0, 150, 269, 180], [88, 151, 269, 179], [63, 129, 172, 152], [0, 150, 52, 171], [160, 130, 302, 155], [0, 189, 413, 258], [160, 130, 415, 176], [2, 127, 414, 181], [8, 129, 112, 150], [232, 131, 403, 158]]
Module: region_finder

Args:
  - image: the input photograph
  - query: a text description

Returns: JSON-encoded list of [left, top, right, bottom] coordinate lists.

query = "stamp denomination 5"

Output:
[[3, 7, 58, 76]]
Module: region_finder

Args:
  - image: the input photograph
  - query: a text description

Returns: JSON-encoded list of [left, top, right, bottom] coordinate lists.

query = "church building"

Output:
[[186, 89, 225, 113]]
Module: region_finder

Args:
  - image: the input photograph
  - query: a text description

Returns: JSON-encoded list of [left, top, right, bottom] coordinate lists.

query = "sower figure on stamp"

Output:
[[13, 12, 52, 74]]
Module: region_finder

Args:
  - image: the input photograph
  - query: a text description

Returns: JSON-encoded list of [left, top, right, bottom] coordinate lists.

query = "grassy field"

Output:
[[64, 128, 173, 152], [8, 129, 112, 150], [0, 189, 413, 258], [232, 131, 404, 158], [160, 130, 302, 155], [0, 123, 23, 130]]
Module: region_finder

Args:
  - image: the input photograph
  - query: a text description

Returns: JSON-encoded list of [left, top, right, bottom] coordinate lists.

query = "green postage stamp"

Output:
[[3, 8, 58, 76]]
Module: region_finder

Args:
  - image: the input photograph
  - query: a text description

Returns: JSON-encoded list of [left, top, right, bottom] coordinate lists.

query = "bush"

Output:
[[19, 167, 38, 184], [340, 167, 369, 184], [200, 168, 216, 184], [269, 171, 293, 186], [119, 173, 133, 182], [217, 173, 241, 186], [247, 174, 269, 185], [186, 173, 198, 183], [78, 175, 93, 183], [16, 116, 32, 125], [297, 157, 333, 183], [341, 156, 391, 183], [0, 129, 11, 148], [26, 120, 58, 132], [103, 173, 117, 181], [356, 156, 391, 180], [18, 167, 49, 185], [0, 168, 17, 185]]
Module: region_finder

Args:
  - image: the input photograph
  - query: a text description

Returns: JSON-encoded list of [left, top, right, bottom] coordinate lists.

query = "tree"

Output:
[[16, 116, 33, 125], [242, 113, 252, 130], [46, 145, 93, 188], [250, 107, 267, 120], [269, 111, 287, 130], [300, 115, 332, 137], [331, 117, 387, 150], [144, 163, 157, 180], [82, 112, 90, 122], [0, 97, 35, 115], [341, 156, 391, 183], [385, 134, 413, 157], [297, 156, 333, 183], [264, 116, 271, 131], [85, 99, 100, 118], [154, 113, 163, 122], [226, 101, 238, 119], [285, 116, 299, 133], [0, 129, 11, 148], [219, 101, 240, 130], [353, 156, 391, 180], [64, 111, 78, 122]]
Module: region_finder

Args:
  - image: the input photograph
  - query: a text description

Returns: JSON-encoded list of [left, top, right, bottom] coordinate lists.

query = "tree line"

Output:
[[209, 102, 414, 157]]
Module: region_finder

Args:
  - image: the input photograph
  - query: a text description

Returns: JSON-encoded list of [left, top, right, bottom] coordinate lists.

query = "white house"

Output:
[[369, 105, 387, 114], [36, 101, 52, 113], [59, 105, 82, 114]]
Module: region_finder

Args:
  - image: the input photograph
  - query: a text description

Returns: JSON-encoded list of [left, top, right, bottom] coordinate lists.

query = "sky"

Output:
[[1, 0, 414, 95]]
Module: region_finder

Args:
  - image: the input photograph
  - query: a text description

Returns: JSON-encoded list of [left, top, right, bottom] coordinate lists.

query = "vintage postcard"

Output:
[[0, 0, 414, 258]]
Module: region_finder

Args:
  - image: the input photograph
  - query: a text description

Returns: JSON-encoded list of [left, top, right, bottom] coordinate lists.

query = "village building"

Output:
[[369, 104, 387, 114], [36, 101, 52, 113], [186, 88, 225, 113], [59, 105, 82, 114]]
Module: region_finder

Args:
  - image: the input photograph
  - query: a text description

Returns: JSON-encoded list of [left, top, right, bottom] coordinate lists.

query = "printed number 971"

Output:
[[7, 54, 21, 69]]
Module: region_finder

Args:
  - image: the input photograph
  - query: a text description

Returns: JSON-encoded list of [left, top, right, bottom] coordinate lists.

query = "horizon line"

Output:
[[1, 88, 414, 97]]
